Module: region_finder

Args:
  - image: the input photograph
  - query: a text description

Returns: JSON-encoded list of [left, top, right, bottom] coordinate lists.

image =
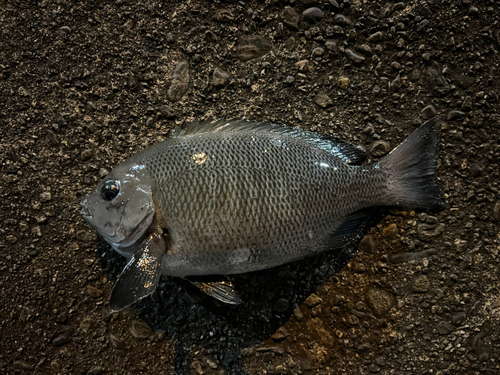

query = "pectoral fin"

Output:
[[108, 229, 166, 313], [190, 280, 243, 305]]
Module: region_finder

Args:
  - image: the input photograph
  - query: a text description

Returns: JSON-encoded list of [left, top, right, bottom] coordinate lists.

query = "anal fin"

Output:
[[326, 211, 370, 249], [108, 228, 166, 313]]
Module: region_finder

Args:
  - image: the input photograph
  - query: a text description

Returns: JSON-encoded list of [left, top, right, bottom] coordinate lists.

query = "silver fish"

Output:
[[81, 117, 445, 312]]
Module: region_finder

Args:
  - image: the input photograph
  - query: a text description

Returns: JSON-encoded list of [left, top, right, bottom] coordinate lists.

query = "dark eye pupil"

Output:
[[101, 180, 120, 201]]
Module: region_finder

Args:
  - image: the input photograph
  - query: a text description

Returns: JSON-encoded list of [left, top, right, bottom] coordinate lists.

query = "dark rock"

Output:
[[285, 37, 296, 51], [345, 49, 365, 64], [447, 110, 465, 121], [282, 6, 300, 29], [469, 159, 488, 177], [452, 312, 466, 326], [366, 288, 394, 316], [358, 234, 376, 253], [368, 364, 381, 373], [370, 141, 391, 157], [357, 343, 372, 354], [53, 334, 70, 347], [167, 61, 190, 102], [212, 67, 229, 87], [413, 275, 431, 293], [368, 31, 384, 43], [390, 249, 438, 264], [314, 92, 332, 108], [421, 104, 437, 120], [88, 366, 104, 375], [302, 7, 324, 23], [436, 321, 454, 335], [130, 320, 152, 339], [454, 74, 475, 89], [273, 298, 289, 313], [461, 96, 473, 112], [235, 35, 272, 62], [426, 61, 450, 97], [418, 223, 445, 241], [333, 14, 352, 26], [109, 333, 124, 349]]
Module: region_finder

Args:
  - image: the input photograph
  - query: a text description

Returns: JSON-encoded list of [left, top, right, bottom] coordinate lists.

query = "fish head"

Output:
[[81, 163, 155, 254]]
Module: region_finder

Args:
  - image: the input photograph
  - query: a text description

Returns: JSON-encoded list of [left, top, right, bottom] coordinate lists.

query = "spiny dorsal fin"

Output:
[[172, 119, 366, 165]]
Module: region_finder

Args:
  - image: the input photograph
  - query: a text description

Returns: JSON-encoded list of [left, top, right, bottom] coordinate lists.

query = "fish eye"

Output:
[[100, 180, 120, 201]]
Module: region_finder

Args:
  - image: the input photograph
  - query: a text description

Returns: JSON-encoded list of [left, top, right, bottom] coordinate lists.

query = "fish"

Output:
[[81, 117, 446, 313]]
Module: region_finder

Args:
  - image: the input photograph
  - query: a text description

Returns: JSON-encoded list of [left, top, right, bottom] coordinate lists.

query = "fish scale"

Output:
[[82, 118, 445, 311]]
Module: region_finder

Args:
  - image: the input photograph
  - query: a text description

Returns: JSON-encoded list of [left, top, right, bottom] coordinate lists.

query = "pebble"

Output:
[[359, 44, 372, 55], [302, 7, 323, 23], [368, 31, 384, 43], [325, 40, 337, 52], [6, 235, 17, 244], [366, 288, 394, 316], [282, 6, 300, 29], [273, 298, 289, 313], [295, 59, 309, 72], [447, 110, 465, 121], [345, 49, 365, 64], [271, 327, 288, 342], [370, 141, 391, 157], [333, 14, 352, 26], [80, 149, 93, 160], [417, 223, 445, 241], [40, 191, 52, 201], [358, 234, 376, 253], [167, 61, 190, 102], [314, 92, 332, 108], [426, 61, 449, 97], [13, 360, 32, 370], [382, 223, 398, 238], [212, 67, 229, 87], [368, 364, 381, 373], [452, 312, 466, 326], [421, 104, 437, 119], [357, 343, 372, 354], [469, 159, 488, 177], [413, 275, 431, 293], [390, 248, 437, 264], [312, 47, 324, 57], [109, 333, 124, 349], [275, 365, 288, 374], [59, 26, 71, 33], [338, 76, 350, 89], [216, 9, 234, 22], [88, 366, 104, 375], [292, 303, 304, 321], [454, 74, 475, 89], [32, 226, 42, 237], [493, 201, 500, 221], [305, 294, 323, 308], [390, 61, 401, 70], [87, 285, 103, 298], [285, 37, 295, 51], [461, 96, 473, 112], [53, 334, 70, 347], [436, 321, 454, 335], [130, 320, 152, 339], [236, 35, 272, 62]]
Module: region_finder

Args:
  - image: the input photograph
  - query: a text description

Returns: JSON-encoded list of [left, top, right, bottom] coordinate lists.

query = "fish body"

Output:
[[81, 118, 445, 311]]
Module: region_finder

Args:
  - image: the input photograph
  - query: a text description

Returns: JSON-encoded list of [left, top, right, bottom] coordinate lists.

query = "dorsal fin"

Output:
[[172, 119, 366, 165]]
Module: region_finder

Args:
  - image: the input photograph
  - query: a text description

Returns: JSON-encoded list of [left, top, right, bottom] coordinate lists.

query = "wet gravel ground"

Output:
[[1, 0, 500, 374]]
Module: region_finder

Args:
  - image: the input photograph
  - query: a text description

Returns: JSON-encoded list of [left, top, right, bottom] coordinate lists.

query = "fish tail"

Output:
[[377, 117, 446, 211]]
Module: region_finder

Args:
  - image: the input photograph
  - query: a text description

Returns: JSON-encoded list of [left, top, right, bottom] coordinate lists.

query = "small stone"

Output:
[[216, 9, 234, 22], [59, 26, 71, 33], [418, 223, 445, 241], [366, 288, 394, 316], [212, 67, 229, 87], [452, 312, 466, 326], [325, 40, 337, 52], [314, 92, 332, 108], [87, 285, 103, 298], [461, 96, 473, 112], [370, 141, 391, 157], [413, 275, 431, 293], [390, 61, 401, 70], [295, 59, 309, 72], [53, 334, 70, 347], [390, 248, 438, 264], [88, 366, 104, 375], [447, 110, 465, 121], [359, 44, 372, 56], [333, 14, 352, 26], [426, 61, 449, 97], [35, 214, 47, 224], [204, 358, 218, 369], [275, 365, 288, 375], [286, 76, 294, 84], [236, 35, 272, 62], [368, 364, 381, 373], [357, 343, 372, 354], [382, 223, 398, 238], [436, 321, 454, 335], [80, 149, 93, 160], [130, 320, 152, 339], [347, 314, 359, 325], [293, 303, 304, 322], [273, 298, 289, 313], [368, 31, 384, 43], [32, 226, 42, 237], [168, 61, 190, 102], [338, 76, 350, 89], [285, 37, 296, 51], [40, 191, 52, 201], [312, 47, 325, 57], [282, 6, 300, 29], [421, 104, 437, 120], [454, 74, 475, 89], [493, 201, 500, 221], [358, 234, 376, 253], [109, 333, 124, 349], [345, 49, 365, 64], [305, 293, 323, 308], [6, 235, 17, 244], [56, 312, 68, 324], [14, 360, 32, 370], [271, 327, 288, 342], [302, 7, 323, 23], [469, 159, 488, 177]]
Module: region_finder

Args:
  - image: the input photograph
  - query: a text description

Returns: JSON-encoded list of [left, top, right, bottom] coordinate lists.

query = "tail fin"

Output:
[[377, 117, 446, 211]]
